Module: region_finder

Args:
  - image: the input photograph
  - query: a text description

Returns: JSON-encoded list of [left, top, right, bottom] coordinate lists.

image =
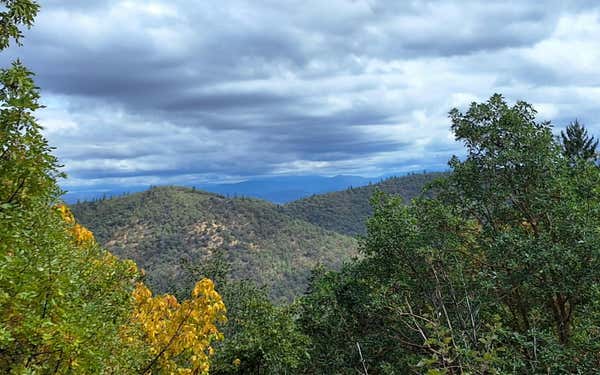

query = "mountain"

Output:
[[71, 186, 357, 301], [62, 175, 376, 204], [283, 172, 445, 236], [198, 175, 374, 203], [70, 173, 443, 301]]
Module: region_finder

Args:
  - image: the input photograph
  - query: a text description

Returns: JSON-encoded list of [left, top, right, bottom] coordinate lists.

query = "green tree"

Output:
[[299, 266, 389, 374], [183, 250, 309, 374], [301, 195, 506, 374], [442, 94, 600, 372], [300, 94, 600, 374], [0, 1, 59, 208], [560, 119, 598, 163], [212, 281, 309, 374], [447, 94, 599, 342], [0, 2, 140, 372]]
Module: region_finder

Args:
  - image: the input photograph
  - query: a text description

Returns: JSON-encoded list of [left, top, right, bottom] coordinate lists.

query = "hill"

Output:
[[283, 172, 445, 236], [71, 186, 357, 301]]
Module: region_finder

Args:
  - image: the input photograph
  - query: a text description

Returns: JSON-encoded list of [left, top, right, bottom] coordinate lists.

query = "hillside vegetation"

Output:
[[71, 186, 357, 301], [283, 172, 444, 236]]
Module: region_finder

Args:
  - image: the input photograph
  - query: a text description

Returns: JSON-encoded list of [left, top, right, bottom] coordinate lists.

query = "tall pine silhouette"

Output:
[[560, 119, 598, 162]]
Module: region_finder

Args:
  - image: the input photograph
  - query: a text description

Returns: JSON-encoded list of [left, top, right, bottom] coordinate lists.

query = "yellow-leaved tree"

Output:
[[0, 2, 227, 372], [129, 280, 227, 375]]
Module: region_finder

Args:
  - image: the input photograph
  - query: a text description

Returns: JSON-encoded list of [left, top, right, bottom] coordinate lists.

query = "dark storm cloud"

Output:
[[13, 0, 575, 105], [6, 0, 600, 189], [163, 92, 293, 112]]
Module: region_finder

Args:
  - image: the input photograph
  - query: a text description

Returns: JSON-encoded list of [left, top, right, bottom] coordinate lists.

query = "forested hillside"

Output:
[[71, 186, 357, 301], [283, 172, 444, 236], [70, 172, 444, 300]]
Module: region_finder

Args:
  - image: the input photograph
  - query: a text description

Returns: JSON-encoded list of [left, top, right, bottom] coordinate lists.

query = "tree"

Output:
[[211, 281, 309, 374], [560, 119, 598, 163], [300, 94, 600, 373], [0, 1, 60, 209], [299, 266, 387, 374], [446, 95, 600, 350], [183, 250, 309, 374], [301, 195, 506, 374], [0, 203, 141, 372], [0, 2, 227, 373], [128, 279, 226, 375]]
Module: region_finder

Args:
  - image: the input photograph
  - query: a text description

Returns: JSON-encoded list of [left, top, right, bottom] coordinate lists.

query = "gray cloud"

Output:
[[4, 0, 600, 193]]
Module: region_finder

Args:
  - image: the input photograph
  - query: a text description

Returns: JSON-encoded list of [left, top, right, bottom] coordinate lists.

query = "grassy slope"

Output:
[[283, 172, 445, 236], [71, 186, 357, 301]]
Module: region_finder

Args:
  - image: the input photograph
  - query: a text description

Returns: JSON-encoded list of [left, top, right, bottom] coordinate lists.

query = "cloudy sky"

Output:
[[5, 0, 600, 193]]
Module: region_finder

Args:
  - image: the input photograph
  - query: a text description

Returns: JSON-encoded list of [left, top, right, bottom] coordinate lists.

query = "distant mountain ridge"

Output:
[[198, 174, 374, 203], [62, 172, 444, 204], [62, 174, 376, 204]]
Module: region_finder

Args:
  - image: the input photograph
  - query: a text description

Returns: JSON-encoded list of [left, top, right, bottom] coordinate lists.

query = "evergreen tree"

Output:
[[560, 119, 598, 162]]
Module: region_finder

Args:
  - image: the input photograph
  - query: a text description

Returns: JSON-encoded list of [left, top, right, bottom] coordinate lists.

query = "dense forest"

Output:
[[1, 1, 600, 374]]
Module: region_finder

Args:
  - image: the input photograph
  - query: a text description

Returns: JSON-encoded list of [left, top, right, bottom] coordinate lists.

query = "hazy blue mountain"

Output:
[[197, 175, 374, 203], [62, 174, 375, 204], [62, 171, 445, 204]]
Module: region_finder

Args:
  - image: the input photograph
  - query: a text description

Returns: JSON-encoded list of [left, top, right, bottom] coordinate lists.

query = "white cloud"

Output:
[[5, 0, 600, 193]]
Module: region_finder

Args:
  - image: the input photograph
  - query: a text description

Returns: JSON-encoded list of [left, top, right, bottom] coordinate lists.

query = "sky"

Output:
[[5, 0, 600, 194]]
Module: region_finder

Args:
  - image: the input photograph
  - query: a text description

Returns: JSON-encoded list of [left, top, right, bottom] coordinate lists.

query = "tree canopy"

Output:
[[299, 94, 600, 374]]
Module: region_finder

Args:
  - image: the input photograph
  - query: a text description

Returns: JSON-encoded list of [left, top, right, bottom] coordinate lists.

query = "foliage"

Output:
[[0, 201, 139, 372], [442, 94, 600, 371], [300, 197, 507, 374], [0, 0, 52, 209], [0, 0, 39, 49], [299, 94, 600, 374], [560, 119, 598, 163], [0, 64, 62, 209], [298, 266, 374, 374], [128, 279, 226, 375], [211, 281, 309, 374], [181, 251, 310, 374], [0, 2, 135, 372], [71, 187, 358, 301], [0, 2, 227, 373], [57, 203, 95, 245]]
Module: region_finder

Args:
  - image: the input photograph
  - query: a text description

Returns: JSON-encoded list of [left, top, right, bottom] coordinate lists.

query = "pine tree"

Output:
[[560, 119, 598, 162]]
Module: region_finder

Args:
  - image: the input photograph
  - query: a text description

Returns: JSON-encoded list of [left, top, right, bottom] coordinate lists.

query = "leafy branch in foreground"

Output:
[[0, 2, 227, 373]]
